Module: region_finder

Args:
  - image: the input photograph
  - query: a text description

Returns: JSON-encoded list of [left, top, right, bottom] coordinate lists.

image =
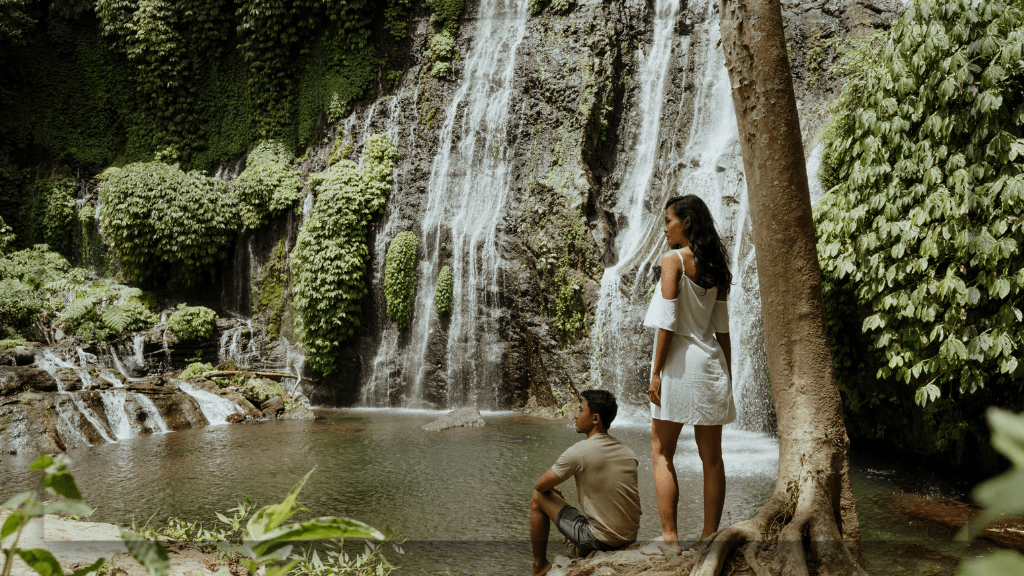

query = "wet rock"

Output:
[[0, 399, 65, 455], [13, 344, 40, 366], [51, 368, 84, 392], [422, 407, 486, 432], [281, 403, 316, 420], [261, 396, 285, 416], [0, 367, 60, 394]]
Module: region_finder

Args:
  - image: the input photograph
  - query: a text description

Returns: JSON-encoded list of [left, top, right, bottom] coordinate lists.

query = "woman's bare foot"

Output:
[[641, 539, 681, 556], [532, 560, 552, 576]]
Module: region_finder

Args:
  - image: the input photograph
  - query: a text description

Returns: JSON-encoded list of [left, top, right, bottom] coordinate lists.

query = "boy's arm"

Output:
[[534, 468, 564, 493]]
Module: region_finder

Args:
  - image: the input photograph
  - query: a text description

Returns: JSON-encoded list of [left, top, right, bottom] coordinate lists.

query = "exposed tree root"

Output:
[[690, 478, 868, 576]]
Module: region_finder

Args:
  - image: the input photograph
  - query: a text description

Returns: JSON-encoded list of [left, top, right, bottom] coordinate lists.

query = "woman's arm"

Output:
[[650, 253, 682, 406]]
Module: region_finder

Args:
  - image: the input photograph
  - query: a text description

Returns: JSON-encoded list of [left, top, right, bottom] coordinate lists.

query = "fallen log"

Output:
[[201, 370, 314, 382]]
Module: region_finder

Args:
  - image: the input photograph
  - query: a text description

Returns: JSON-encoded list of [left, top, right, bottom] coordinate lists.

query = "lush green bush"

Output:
[[423, 0, 464, 77], [0, 245, 76, 332], [167, 303, 218, 342], [0, 277, 42, 330], [816, 0, 1024, 402], [234, 140, 302, 229], [100, 162, 238, 286], [0, 216, 14, 254], [384, 231, 418, 329], [434, 264, 454, 315], [48, 278, 160, 342], [292, 134, 397, 374], [179, 362, 215, 380]]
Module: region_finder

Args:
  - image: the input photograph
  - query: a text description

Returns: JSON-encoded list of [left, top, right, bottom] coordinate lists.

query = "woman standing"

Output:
[[642, 194, 734, 555]]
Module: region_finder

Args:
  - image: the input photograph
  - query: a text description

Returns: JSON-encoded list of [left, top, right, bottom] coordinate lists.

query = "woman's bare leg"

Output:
[[694, 424, 725, 539], [651, 418, 685, 544]]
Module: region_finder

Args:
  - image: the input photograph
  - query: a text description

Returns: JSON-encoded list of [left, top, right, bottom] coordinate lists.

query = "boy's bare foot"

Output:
[[532, 560, 552, 576]]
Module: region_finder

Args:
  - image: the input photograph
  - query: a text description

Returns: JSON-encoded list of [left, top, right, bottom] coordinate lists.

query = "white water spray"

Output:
[[365, 0, 529, 408]]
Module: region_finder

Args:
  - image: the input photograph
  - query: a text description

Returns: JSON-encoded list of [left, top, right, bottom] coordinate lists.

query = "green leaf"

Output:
[[2, 509, 25, 540], [41, 502, 93, 518], [70, 558, 105, 576], [30, 455, 54, 472], [260, 517, 384, 543], [1, 493, 31, 511], [957, 551, 1024, 576], [15, 549, 63, 576], [119, 528, 170, 576], [245, 469, 315, 541], [44, 472, 82, 500]]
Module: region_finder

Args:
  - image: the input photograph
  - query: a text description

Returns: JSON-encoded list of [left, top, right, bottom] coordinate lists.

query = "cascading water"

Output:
[[590, 0, 773, 430], [178, 382, 243, 425], [99, 390, 136, 440], [364, 0, 529, 408]]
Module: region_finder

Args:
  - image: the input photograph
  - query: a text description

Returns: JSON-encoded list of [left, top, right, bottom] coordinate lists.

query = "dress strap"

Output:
[[675, 249, 688, 280]]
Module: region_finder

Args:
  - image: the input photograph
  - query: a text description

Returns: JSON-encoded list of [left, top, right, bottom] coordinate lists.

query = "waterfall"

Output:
[[178, 383, 243, 425], [71, 396, 116, 443], [99, 389, 136, 440], [364, 0, 529, 408], [134, 393, 170, 433], [590, 0, 772, 429]]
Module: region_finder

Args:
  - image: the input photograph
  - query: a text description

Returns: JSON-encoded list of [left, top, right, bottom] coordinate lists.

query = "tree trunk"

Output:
[[690, 0, 868, 574]]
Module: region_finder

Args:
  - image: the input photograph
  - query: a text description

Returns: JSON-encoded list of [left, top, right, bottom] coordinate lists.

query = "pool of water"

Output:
[[0, 410, 998, 575]]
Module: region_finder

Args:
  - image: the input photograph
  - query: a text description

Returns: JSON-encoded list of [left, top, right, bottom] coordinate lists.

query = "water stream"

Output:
[[365, 0, 530, 408], [590, 0, 773, 430]]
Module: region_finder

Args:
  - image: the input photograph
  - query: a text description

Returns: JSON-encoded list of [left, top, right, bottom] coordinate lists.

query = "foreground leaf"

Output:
[[120, 528, 170, 576], [15, 549, 62, 576]]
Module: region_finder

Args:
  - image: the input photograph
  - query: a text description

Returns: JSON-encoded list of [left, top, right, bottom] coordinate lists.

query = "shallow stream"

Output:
[[0, 410, 997, 575]]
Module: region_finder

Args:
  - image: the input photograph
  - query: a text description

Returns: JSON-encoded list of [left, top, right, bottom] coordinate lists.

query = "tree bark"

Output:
[[691, 0, 868, 574]]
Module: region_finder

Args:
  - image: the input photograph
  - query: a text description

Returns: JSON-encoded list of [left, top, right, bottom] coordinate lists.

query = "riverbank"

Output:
[[0, 513, 231, 576]]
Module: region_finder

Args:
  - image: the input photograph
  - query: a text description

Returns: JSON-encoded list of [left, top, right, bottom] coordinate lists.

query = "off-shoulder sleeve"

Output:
[[644, 290, 677, 332], [710, 300, 729, 333]]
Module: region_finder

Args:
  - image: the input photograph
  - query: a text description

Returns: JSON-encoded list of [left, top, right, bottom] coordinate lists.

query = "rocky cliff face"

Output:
[[221, 0, 903, 414], [175, 0, 905, 414]]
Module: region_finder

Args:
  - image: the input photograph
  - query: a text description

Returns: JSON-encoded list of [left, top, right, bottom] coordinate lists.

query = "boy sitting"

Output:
[[529, 390, 642, 575]]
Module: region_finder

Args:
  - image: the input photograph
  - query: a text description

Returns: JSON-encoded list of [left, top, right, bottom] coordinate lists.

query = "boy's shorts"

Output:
[[554, 505, 621, 557]]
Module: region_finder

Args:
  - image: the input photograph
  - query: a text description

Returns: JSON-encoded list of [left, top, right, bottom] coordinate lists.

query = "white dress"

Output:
[[643, 250, 735, 425]]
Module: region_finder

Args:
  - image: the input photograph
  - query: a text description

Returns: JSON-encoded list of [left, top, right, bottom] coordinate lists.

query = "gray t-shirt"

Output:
[[551, 432, 642, 546]]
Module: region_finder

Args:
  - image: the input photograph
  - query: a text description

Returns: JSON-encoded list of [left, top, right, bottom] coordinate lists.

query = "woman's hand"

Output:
[[649, 373, 662, 406]]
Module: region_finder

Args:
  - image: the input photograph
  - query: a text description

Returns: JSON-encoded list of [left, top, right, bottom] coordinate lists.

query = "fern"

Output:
[[59, 297, 98, 327]]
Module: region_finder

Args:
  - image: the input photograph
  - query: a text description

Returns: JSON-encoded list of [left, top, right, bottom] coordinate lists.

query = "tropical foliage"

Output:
[[235, 141, 302, 230], [816, 0, 1024, 419], [291, 134, 398, 374], [99, 162, 238, 287], [384, 231, 418, 329], [434, 265, 454, 315], [167, 304, 218, 342]]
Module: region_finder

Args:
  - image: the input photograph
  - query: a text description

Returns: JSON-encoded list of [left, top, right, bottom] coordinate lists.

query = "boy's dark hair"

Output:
[[581, 390, 618, 428]]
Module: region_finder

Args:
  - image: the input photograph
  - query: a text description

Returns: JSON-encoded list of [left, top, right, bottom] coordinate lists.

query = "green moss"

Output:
[[292, 134, 398, 374], [0, 337, 26, 352], [167, 304, 218, 342], [384, 231, 418, 329], [179, 362, 214, 380], [252, 239, 289, 341], [530, 0, 575, 15], [434, 265, 453, 315]]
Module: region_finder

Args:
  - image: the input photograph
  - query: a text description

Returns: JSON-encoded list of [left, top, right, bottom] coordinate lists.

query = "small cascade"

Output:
[[99, 389, 137, 440], [52, 400, 94, 447], [218, 320, 260, 369], [280, 337, 306, 395], [133, 393, 170, 434], [34, 349, 96, 390], [70, 396, 116, 443], [178, 383, 242, 425], [365, 0, 530, 408]]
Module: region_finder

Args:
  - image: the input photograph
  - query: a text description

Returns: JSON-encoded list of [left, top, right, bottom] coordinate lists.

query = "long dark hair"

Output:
[[665, 195, 733, 295]]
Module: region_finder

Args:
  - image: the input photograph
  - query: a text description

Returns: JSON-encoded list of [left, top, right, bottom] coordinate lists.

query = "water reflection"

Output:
[[0, 411, 778, 574]]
